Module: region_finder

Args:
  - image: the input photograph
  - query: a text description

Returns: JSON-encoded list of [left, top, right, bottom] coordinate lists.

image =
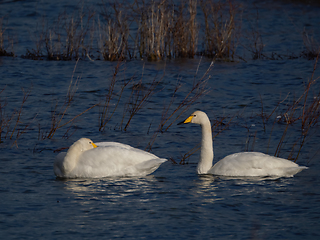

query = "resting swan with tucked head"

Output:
[[54, 138, 167, 178], [178, 111, 308, 177]]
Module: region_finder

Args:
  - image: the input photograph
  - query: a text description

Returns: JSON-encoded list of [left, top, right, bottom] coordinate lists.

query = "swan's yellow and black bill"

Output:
[[91, 142, 98, 148], [178, 115, 193, 125]]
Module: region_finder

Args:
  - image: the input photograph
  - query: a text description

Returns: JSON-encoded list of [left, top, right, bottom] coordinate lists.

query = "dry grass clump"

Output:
[[172, 0, 198, 58], [22, 0, 242, 61], [135, 0, 174, 60], [0, 17, 14, 57], [98, 3, 130, 61], [200, 0, 239, 60], [302, 29, 320, 60], [133, 0, 198, 60], [25, 8, 96, 60], [6, 0, 320, 61]]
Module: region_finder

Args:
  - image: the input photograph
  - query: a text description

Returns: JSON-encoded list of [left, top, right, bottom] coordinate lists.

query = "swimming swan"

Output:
[[54, 138, 167, 178], [178, 111, 308, 177]]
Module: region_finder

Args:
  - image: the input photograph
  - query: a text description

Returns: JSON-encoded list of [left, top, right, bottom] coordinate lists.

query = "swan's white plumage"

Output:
[[179, 111, 308, 177], [54, 138, 167, 178]]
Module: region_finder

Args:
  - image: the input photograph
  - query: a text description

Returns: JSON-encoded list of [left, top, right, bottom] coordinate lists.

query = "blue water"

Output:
[[1, 1, 320, 239]]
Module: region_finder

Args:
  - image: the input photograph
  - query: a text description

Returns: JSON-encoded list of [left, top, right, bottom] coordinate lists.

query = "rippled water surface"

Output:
[[1, 0, 320, 239]]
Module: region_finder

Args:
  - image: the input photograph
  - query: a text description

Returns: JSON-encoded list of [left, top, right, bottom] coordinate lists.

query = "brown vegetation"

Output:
[[0, 17, 14, 57], [200, 0, 239, 60], [0, 87, 32, 146], [22, 0, 240, 61], [38, 60, 97, 140], [24, 9, 96, 60], [1, 0, 317, 61], [255, 55, 320, 162]]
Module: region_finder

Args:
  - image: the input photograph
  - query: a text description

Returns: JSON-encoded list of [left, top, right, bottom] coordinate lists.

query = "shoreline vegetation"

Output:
[[0, 0, 319, 61], [0, 1, 319, 165]]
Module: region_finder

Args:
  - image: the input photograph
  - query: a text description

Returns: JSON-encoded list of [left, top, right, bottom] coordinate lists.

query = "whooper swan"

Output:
[[178, 111, 308, 177], [54, 138, 167, 178]]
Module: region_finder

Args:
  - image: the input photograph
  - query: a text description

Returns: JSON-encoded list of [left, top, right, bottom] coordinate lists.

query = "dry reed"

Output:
[[241, 7, 265, 60], [172, 0, 198, 58], [133, 0, 173, 60], [98, 0, 201, 60], [39, 60, 97, 139], [302, 29, 320, 60], [99, 3, 129, 61], [99, 60, 131, 131], [145, 59, 213, 152], [17, 0, 319, 61], [278, 55, 320, 161], [0, 86, 33, 146], [200, 0, 239, 60], [256, 55, 320, 162], [121, 67, 163, 131], [25, 8, 96, 60], [0, 17, 14, 57]]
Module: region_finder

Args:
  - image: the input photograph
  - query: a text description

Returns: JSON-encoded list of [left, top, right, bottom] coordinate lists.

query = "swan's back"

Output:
[[95, 142, 134, 149], [209, 152, 307, 177]]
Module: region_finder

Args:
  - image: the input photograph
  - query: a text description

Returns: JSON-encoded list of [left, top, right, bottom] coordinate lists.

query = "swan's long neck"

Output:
[[197, 120, 214, 174]]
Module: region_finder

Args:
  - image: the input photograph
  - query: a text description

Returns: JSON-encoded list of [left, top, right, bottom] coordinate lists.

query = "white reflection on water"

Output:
[[189, 173, 298, 206], [57, 176, 163, 202]]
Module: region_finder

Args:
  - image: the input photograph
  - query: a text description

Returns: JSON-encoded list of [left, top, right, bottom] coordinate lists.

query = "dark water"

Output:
[[1, 1, 320, 239]]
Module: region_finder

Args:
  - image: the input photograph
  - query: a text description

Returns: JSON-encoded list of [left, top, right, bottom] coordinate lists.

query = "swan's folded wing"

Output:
[[71, 146, 165, 178]]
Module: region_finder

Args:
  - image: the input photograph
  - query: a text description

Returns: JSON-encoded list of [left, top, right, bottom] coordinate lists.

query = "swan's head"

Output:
[[178, 111, 209, 126], [71, 138, 98, 152], [61, 138, 98, 175]]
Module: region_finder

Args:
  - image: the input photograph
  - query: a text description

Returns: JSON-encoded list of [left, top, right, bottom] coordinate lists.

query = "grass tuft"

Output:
[[0, 17, 14, 57]]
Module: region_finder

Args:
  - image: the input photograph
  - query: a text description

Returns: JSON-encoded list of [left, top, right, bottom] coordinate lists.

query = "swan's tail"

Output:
[[134, 158, 167, 176], [284, 166, 308, 177]]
